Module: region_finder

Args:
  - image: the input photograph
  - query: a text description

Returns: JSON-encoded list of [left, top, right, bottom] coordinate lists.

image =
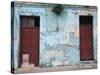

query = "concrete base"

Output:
[[14, 64, 97, 74]]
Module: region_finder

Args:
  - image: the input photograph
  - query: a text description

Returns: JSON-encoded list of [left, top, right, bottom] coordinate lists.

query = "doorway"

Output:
[[19, 16, 40, 67], [79, 16, 93, 61]]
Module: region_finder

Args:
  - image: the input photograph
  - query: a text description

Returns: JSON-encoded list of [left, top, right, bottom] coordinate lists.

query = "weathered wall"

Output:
[[13, 2, 47, 69], [43, 6, 97, 67], [12, 2, 97, 69]]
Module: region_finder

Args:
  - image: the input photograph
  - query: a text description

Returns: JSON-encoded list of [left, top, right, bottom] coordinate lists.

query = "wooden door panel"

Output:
[[80, 24, 93, 60], [20, 27, 39, 67]]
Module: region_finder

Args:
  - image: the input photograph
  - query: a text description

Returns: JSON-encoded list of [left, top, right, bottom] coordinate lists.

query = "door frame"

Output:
[[19, 15, 40, 67], [79, 15, 94, 62]]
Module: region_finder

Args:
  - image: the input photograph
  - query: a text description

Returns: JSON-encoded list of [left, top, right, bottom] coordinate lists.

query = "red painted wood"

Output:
[[20, 27, 39, 67], [80, 24, 93, 61]]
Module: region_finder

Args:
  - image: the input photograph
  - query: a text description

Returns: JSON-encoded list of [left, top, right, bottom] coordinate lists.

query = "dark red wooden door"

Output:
[[80, 16, 93, 61], [19, 16, 40, 67]]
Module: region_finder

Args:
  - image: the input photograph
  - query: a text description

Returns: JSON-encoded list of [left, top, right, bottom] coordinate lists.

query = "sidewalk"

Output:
[[14, 63, 97, 74]]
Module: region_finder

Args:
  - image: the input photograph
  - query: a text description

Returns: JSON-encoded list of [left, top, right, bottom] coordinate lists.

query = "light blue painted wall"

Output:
[[13, 2, 97, 68]]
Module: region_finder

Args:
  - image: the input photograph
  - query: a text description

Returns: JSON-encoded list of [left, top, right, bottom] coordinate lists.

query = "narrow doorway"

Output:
[[19, 16, 40, 67], [79, 16, 93, 61]]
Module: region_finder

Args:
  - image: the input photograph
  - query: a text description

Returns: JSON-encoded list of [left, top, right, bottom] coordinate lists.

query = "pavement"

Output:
[[14, 63, 97, 74]]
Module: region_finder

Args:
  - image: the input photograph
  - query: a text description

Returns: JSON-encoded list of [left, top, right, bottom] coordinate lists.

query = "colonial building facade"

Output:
[[11, 1, 97, 73]]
